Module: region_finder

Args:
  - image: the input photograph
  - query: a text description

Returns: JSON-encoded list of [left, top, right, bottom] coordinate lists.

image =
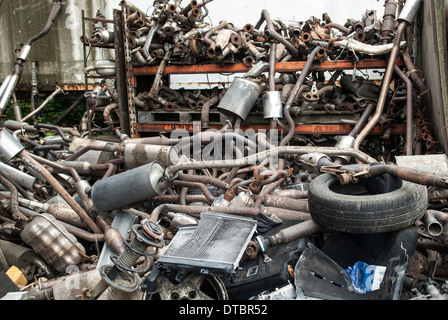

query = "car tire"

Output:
[[308, 173, 428, 234]]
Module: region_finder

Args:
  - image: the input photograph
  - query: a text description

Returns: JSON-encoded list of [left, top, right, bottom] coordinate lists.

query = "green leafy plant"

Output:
[[5, 96, 87, 127]]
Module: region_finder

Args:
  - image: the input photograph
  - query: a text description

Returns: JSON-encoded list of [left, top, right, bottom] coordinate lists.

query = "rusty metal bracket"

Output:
[[121, 1, 137, 138], [320, 164, 371, 185]]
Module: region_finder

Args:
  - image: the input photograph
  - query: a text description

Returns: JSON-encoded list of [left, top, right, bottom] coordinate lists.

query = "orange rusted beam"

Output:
[[289, 124, 404, 135], [233, 124, 404, 135], [134, 123, 405, 137], [132, 59, 404, 76], [132, 63, 250, 75], [276, 58, 404, 72], [15, 84, 97, 92]]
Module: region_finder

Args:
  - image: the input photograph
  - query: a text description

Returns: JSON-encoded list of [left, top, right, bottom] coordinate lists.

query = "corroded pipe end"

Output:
[[355, 29, 366, 42], [231, 34, 242, 46], [301, 32, 311, 42], [207, 47, 215, 58], [316, 47, 327, 60], [242, 55, 255, 67], [191, 6, 201, 17], [104, 227, 126, 254], [168, 4, 177, 13], [243, 24, 254, 33]]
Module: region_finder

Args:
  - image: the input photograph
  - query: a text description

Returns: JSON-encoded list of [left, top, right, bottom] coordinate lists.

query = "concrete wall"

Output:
[[420, 0, 448, 153], [0, 0, 116, 88]]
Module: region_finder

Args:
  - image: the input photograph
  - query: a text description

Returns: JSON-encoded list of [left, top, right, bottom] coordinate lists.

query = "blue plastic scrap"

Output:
[[344, 261, 387, 294]]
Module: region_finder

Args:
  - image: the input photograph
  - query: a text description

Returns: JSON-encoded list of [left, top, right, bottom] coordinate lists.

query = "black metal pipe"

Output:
[[34, 122, 73, 143], [401, 50, 429, 95], [348, 103, 375, 138]]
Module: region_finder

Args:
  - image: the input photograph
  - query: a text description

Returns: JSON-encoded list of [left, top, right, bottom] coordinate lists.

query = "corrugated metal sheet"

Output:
[[0, 0, 117, 88]]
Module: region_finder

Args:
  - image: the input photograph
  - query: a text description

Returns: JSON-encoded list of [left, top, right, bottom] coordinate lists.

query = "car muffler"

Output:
[[90, 161, 168, 212], [263, 91, 283, 120], [216, 61, 268, 120], [216, 77, 262, 120], [0, 129, 24, 163]]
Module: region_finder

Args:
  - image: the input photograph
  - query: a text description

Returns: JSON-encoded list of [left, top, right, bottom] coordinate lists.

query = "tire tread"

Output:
[[308, 173, 427, 233]]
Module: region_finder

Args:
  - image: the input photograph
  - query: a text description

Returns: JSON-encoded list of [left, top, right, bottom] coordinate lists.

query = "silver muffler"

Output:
[[397, 0, 422, 24], [90, 161, 168, 212], [0, 129, 24, 163], [263, 91, 283, 119]]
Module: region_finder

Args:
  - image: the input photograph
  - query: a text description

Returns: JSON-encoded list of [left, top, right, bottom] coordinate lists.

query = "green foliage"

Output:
[[5, 96, 87, 126]]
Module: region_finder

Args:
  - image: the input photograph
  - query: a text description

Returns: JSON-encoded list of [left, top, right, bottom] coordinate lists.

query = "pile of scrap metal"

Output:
[[1, 0, 448, 301]]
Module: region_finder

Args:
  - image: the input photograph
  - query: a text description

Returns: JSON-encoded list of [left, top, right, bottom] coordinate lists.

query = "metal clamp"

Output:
[[255, 235, 272, 263]]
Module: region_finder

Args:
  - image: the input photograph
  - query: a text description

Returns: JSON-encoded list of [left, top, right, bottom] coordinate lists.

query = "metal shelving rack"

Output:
[[114, 8, 406, 139], [81, 10, 118, 138]]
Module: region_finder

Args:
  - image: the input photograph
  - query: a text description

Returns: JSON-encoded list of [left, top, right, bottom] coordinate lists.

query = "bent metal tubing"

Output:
[[353, 21, 407, 152], [261, 9, 299, 57], [0, 0, 62, 114], [331, 38, 406, 55], [367, 164, 448, 189], [278, 44, 323, 166], [203, 20, 229, 58], [165, 145, 376, 180], [394, 64, 414, 156], [298, 152, 448, 190], [19, 150, 102, 234], [21, 86, 64, 122]]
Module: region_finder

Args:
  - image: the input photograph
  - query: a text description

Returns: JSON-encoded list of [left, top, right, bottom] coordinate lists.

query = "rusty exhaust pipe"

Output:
[[0, 0, 62, 114], [264, 220, 323, 247], [261, 9, 299, 57], [353, 22, 407, 152], [394, 65, 414, 155], [353, 0, 422, 152]]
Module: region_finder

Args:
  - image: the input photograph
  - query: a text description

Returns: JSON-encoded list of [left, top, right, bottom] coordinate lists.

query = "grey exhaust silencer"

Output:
[[263, 91, 283, 119], [217, 77, 262, 120], [397, 0, 422, 24], [124, 143, 179, 169], [216, 61, 268, 120], [90, 161, 167, 212], [0, 129, 24, 163]]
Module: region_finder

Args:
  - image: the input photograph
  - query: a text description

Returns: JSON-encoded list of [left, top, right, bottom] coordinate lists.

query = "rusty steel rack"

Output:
[[81, 11, 117, 86], [80, 11, 118, 138], [112, 7, 406, 139], [125, 60, 406, 138]]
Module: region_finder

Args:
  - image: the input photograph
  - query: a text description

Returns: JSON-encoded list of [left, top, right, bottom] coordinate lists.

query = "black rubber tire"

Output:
[[308, 173, 428, 234]]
